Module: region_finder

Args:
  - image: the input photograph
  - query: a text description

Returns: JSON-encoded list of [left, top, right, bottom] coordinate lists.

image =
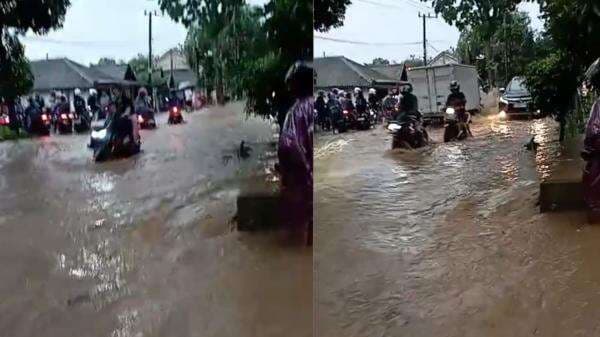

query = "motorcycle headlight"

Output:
[[446, 107, 455, 115], [499, 110, 507, 119], [61, 113, 68, 119], [138, 115, 144, 123], [387, 123, 401, 132], [91, 128, 107, 139]]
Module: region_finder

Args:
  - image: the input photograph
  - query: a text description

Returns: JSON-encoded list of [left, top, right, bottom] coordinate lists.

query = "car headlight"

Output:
[[499, 96, 508, 104], [446, 107, 455, 115], [91, 128, 107, 139]]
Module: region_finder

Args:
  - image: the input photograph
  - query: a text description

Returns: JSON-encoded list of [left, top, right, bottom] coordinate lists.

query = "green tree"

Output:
[[524, 0, 600, 140], [97, 57, 117, 66], [371, 58, 390, 65], [456, 11, 535, 86], [426, 0, 522, 86], [0, 0, 71, 99], [314, 0, 352, 32]]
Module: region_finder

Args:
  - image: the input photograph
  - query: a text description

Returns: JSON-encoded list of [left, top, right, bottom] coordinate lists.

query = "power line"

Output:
[[355, 0, 418, 10], [315, 35, 446, 46], [379, 0, 433, 10]]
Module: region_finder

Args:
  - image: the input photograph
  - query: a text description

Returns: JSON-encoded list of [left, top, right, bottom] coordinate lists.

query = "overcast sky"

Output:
[[22, 0, 267, 66], [314, 0, 544, 64]]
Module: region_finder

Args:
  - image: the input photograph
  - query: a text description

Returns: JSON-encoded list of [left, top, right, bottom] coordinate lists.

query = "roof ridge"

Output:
[[341, 57, 374, 83], [63, 58, 94, 85]]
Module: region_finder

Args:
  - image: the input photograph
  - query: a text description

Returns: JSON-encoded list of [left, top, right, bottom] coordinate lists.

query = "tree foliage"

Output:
[[456, 11, 535, 86], [314, 0, 352, 32], [160, 0, 312, 122], [427, 0, 523, 85], [371, 58, 390, 65], [0, 0, 71, 99], [524, 0, 600, 130]]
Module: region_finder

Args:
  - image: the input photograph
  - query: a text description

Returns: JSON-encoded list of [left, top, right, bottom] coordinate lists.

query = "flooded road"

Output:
[[316, 116, 599, 337], [0, 103, 311, 337]]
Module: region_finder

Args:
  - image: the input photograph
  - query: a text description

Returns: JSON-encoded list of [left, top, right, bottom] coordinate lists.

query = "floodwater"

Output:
[[0, 103, 311, 337], [316, 115, 600, 337]]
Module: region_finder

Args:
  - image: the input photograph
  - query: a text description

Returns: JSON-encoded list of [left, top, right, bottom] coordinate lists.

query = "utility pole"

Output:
[[144, 10, 157, 109], [144, 10, 157, 87], [418, 12, 437, 66]]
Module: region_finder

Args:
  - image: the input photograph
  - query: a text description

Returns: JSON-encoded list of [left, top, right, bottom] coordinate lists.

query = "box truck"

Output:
[[408, 64, 481, 121]]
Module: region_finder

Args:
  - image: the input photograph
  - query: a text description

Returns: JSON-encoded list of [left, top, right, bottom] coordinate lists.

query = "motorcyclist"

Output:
[[343, 91, 354, 115], [315, 91, 328, 130], [88, 89, 101, 117], [34, 94, 44, 110], [327, 91, 343, 132], [397, 83, 420, 122], [368, 88, 380, 110], [24, 97, 41, 132], [355, 88, 368, 115], [382, 88, 399, 120], [446, 80, 468, 121], [114, 90, 140, 145], [135, 87, 153, 114], [446, 80, 472, 136], [73, 88, 86, 115]]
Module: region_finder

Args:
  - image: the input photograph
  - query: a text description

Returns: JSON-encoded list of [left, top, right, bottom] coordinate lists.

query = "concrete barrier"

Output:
[[236, 178, 281, 231], [539, 135, 586, 213]]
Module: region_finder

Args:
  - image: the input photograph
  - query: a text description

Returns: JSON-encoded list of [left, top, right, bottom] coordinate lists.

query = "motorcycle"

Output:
[[29, 110, 52, 136], [73, 109, 91, 133], [168, 105, 184, 124], [90, 114, 140, 162], [137, 109, 157, 129], [0, 113, 10, 127], [89, 108, 108, 149], [388, 116, 429, 149], [56, 111, 74, 134], [353, 110, 372, 130], [443, 106, 470, 142], [334, 110, 351, 133]]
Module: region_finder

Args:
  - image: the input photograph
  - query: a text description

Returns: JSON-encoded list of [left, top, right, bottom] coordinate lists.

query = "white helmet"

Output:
[[354, 87, 361, 94], [89, 88, 97, 96], [74, 88, 81, 95], [368, 88, 376, 95]]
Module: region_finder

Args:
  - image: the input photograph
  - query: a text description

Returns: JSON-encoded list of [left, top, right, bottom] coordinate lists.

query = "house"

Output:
[[29, 58, 137, 108], [90, 64, 138, 82], [154, 47, 199, 91], [314, 56, 400, 92], [155, 47, 190, 72], [428, 51, 459, 66], [369, 63, 408, 82]]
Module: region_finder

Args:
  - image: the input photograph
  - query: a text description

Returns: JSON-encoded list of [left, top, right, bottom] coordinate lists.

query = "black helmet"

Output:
[[285, 61, 313, 97], [450, 80, 460, 91], [399, 83, 413, 93]]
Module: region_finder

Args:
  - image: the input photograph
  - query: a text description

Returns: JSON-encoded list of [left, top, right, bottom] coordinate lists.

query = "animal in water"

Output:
[[239, 140, 252, 159], [524, 135, 539, 152]]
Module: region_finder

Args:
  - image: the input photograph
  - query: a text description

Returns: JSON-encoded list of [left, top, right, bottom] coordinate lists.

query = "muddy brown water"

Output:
[[316, 116, 600, 337], [0, 103, 311, 337]]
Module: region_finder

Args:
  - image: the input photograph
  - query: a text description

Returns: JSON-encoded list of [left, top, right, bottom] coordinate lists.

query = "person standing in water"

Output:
[[278, 61, 313, 245]]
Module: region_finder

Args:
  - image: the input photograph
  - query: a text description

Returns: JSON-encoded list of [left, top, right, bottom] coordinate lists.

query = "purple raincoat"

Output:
[[278, 97, 313, 239], [583, 99, 600, 213]]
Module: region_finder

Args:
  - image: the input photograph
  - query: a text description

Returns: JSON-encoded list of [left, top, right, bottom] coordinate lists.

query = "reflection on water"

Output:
[[316, 116, 573, 337], [0, 104, 310, 337]]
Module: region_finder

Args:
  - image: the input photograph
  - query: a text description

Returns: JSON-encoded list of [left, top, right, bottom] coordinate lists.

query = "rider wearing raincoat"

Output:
[[583, 58, 600, 220], [278, 61, 313, 245]]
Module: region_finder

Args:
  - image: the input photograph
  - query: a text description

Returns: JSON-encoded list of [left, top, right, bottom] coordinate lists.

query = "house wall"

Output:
[[156, 51, 189, 71]]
